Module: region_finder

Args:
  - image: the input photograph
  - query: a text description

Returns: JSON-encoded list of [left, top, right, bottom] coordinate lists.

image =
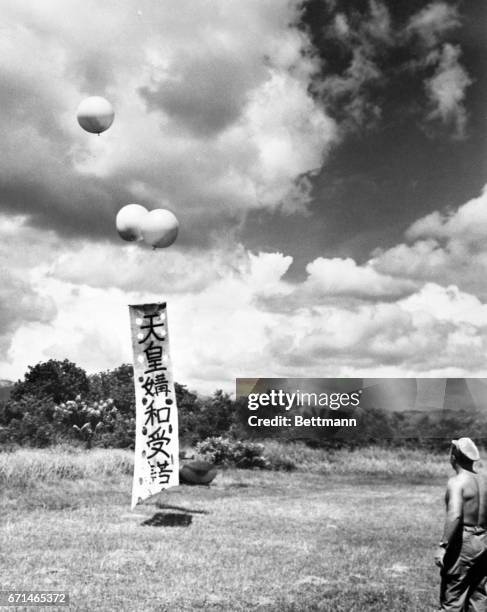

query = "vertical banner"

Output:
[[129, 302, 179, 509]]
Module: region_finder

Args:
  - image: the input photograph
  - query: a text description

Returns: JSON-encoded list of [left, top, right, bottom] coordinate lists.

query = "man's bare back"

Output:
[[448, 470, 487, 528]]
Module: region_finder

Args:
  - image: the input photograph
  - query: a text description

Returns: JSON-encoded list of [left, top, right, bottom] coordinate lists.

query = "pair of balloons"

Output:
[[77, 96, 115, 134], [116, 204, 179, 248]]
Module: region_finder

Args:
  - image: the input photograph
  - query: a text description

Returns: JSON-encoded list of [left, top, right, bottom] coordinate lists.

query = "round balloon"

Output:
[[116, 204, 148, 242], [77, 96, 115, 134], [140, 209, 179, 248]]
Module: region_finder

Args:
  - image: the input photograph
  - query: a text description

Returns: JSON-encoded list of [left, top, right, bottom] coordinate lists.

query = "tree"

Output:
[[175, 383, 204, 443], [11, 359, 89, 404], [197, 390, 237, 440], [1, 394, 57, 446], [89, 363, 135, 414]]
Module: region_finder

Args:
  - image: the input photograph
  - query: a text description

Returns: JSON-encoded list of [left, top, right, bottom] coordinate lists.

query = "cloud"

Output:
[[0, 0, 337, 247], [327, 1, 392, 47], [0, 0, 483, 392], [405, 5, 470, 138], [317, 3, 391, 131], [0, 268, 56, 354], [4, 214, 487, 393], [138, 40, 264, 138], [230, 70, 337, 211], [313, 1, 469, 138], [302, 257, 418, 300], [332, 13, 350, 39], [365, 0, 392, 45], [4, 279, 130, 383], [406, 185, 487, 243], [372, 185, 487, 299], [318, 49, 383, 129], [49, 241, 251, 294], [406, 2, 461, 48], [401, 283, 487, 327], [424, 44, 472, 138]]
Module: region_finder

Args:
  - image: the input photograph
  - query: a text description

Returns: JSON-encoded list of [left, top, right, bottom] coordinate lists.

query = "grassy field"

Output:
[[0, 445, 475, 611]]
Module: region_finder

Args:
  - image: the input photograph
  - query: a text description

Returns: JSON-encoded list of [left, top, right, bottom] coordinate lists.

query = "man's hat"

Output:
[[452, 438, 480, 461]]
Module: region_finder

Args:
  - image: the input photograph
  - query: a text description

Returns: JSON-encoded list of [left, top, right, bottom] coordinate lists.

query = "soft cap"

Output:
[[452, 437, 480, 461]]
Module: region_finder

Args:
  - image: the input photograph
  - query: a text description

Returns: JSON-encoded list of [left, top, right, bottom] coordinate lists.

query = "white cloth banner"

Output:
[[129, 302, 179, 509]]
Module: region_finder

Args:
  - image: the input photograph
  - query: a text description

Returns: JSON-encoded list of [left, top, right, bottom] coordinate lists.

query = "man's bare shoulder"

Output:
[[450, 469, 487, 489], [446, 474, 464, 490]]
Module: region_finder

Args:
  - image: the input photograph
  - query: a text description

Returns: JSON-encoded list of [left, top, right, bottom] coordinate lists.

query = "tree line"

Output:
[[0, 359, 485, 450], [0, 359, 237, 448]]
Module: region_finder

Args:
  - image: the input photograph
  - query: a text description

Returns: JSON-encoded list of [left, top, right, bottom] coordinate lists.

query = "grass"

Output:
[[261, 441, 451, 479], [0, 446, 133, 487], [0, 444, 476, 611]]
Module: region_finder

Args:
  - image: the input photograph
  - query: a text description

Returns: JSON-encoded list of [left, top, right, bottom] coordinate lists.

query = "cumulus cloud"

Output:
[[302, 257, 418, 300], [4, 211, 487, 392], [0, 1, 483, 392], [406, 185, 487, 243], [49, 242, 247, 294], [372, 185, 487, 299], [1, 241, 487, 392], [0, 0, 337, 246], [0, 269, 56, 354], [401, 283, 487, 327]]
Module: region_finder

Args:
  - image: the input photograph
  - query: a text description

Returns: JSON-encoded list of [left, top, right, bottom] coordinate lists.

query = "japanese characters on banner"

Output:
[[129, 302, 179, 509]]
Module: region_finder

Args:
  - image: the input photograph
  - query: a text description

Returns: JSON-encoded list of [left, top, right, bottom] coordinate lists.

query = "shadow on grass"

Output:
[[142, 512, 193, 527]]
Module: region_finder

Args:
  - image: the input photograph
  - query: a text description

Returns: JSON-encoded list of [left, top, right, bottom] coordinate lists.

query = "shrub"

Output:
[[195, 436, 269, 469], [260, 440, 298, 471], [89, 364, 135, 415], [177, 388, 238, 444], [0, 395, 58, 446], [54, 396, 135, 449], [11, 359, 89, 404]]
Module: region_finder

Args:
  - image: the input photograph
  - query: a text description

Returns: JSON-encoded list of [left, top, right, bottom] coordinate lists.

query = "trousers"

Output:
[[440, 526, 487, 611]]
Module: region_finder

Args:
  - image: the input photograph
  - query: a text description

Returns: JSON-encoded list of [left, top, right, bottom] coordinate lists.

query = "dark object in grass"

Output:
[[142, 512, 192, 527], [179, 461, 217, 485]]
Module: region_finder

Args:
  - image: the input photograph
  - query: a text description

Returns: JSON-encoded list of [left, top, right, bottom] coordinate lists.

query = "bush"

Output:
[[89, 364, 135, 415], [195, 436, 269, 469], [11, 359, 90, 404], [259, 440, 298, 471], [0, 395, 58, 446], [54, 396, 135, 449], [178, 388, 238, 444]]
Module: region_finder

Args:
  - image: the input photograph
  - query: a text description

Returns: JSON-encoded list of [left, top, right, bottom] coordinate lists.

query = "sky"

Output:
[[0, 0, 486, 394]]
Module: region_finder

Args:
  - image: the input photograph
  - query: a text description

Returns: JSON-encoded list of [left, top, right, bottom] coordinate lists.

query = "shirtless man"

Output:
[[435, 438, 487, 611]]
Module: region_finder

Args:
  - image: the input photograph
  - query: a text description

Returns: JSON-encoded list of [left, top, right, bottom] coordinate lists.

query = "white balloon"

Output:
[[116, 204, 148, 242], [140, 209, 179, 248], [77, 96, 115, 134]]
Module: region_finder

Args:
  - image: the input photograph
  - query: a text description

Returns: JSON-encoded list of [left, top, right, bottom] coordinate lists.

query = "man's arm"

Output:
[[435, 477, 463, 568], [441, 477, 463, 546]]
